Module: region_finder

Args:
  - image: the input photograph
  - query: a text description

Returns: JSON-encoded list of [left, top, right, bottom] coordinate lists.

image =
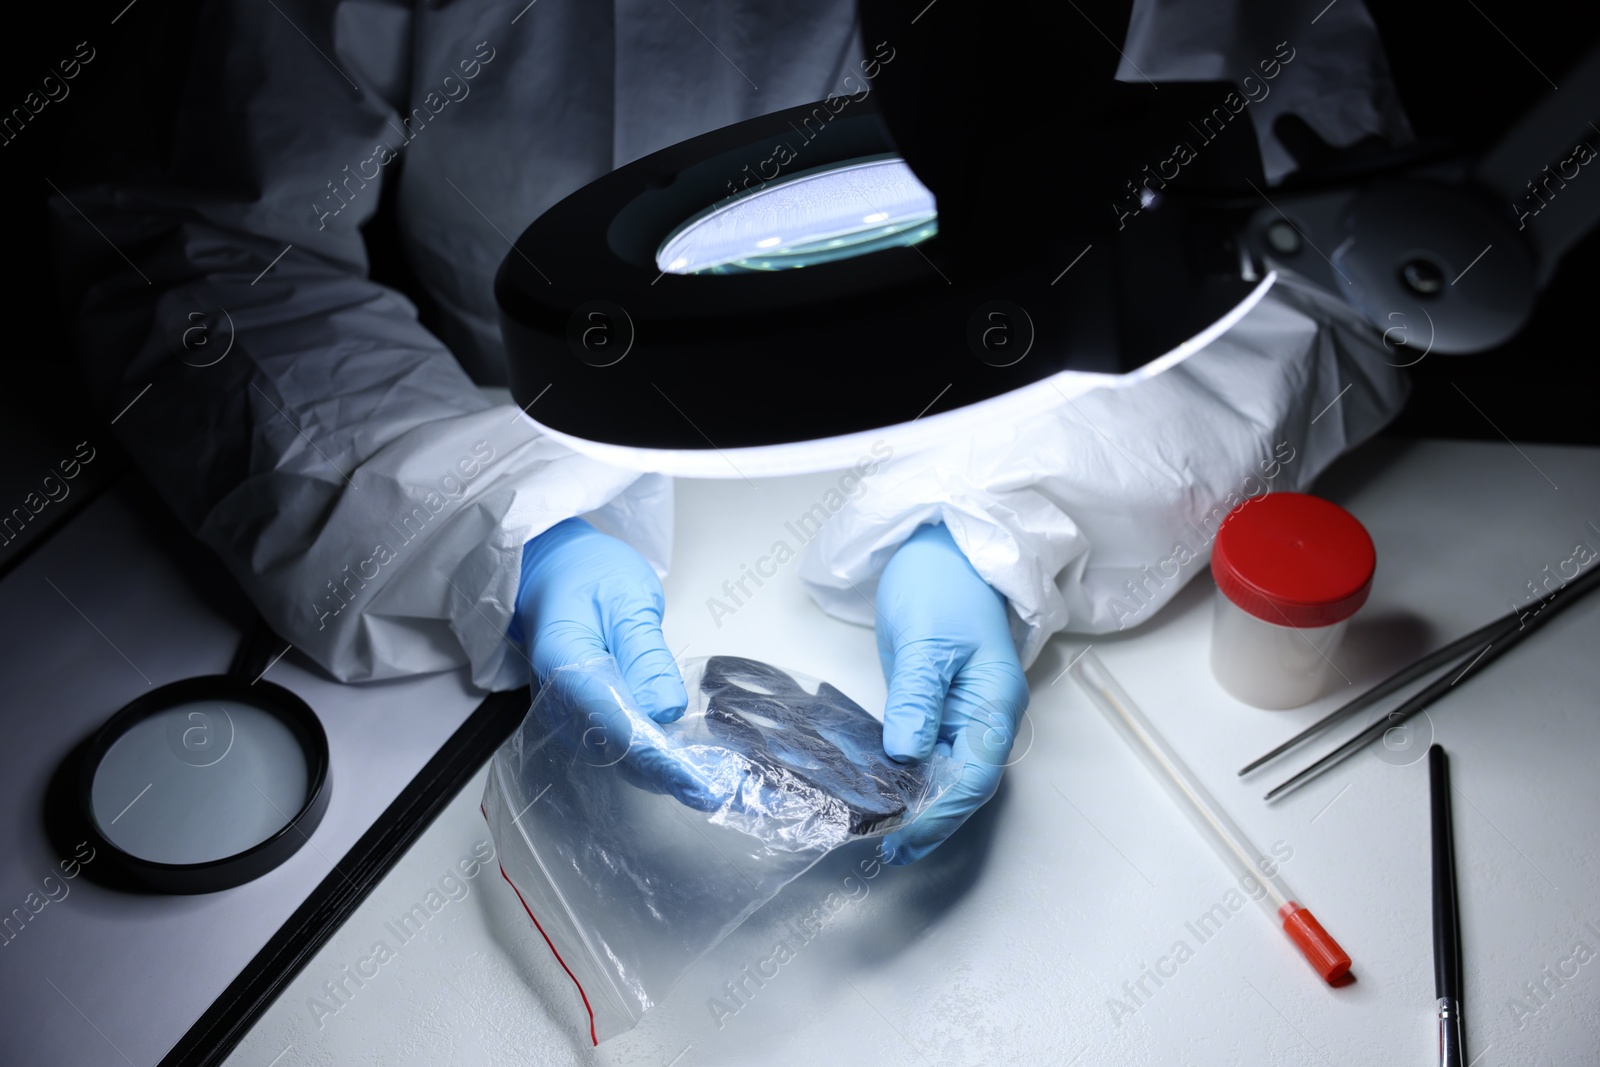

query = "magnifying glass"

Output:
[[70, 617, 330, 893]]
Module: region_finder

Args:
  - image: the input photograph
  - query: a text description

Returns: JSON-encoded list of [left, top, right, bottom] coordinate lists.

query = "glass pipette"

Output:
[[1069, 648, 1352, 983]]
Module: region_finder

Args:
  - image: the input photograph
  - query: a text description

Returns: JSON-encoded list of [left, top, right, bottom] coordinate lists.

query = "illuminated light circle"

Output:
[[656, 156, 939, 274]]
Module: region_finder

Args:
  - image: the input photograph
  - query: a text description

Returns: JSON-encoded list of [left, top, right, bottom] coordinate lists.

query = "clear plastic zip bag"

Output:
[[482, 655, 947, 1044]]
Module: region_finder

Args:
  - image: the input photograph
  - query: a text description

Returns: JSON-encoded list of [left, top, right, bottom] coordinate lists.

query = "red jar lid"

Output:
[[1211, 493, 1375, 628]]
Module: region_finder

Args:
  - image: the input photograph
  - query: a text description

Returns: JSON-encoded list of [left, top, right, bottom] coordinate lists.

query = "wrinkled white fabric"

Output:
[[799, 274, 1410, 668], [1118, 0, 1413, 181], [52, 0, 859, 689]]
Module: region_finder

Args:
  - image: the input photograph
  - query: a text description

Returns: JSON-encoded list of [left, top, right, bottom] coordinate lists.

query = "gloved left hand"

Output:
[[875, 522, 1030, 865], [516, 517, 688, 721], [518, 519, 831, 817]]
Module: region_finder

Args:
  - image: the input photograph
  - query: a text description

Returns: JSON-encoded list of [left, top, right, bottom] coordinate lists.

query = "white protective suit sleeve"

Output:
[[799, 0, 1415, 668], [49, 0, 675, 691]]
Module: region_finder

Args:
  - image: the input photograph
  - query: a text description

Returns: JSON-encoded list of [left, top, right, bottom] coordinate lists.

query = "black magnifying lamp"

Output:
[[496, 1, 1600, 476], [495, 0, 1273, 476]]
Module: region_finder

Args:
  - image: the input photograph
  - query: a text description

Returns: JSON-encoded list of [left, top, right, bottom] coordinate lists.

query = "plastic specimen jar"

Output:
[[1209, 493, 1375, 709]]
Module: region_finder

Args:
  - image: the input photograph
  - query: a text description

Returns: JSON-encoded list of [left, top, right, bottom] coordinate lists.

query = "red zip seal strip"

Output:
[[482, 804, 600, 1046], [498, 863, 600, 1046]]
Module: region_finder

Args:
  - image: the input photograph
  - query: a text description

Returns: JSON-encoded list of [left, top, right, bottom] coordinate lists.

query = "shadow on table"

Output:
[[795, 781, 1010, 971], [1333, 610, 1435, 686], [1311, 436, 1421, 504]]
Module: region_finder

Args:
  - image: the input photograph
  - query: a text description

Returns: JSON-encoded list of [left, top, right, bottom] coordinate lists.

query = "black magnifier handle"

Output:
[[227, 613, 292, 683]]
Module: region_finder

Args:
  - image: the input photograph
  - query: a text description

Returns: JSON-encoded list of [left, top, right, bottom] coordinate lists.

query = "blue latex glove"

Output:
[[515, 520, 802, 814], [516, 517, 688, 722], [875, 523, 1030, 865]]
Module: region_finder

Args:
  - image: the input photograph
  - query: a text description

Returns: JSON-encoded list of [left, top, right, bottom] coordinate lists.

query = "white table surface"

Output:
[[190, 435, 1596, 1067], [0, 484, 487, 1067]]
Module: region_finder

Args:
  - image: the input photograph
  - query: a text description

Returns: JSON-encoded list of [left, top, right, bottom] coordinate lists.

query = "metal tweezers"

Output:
[[1244, 563, 1600, 800]]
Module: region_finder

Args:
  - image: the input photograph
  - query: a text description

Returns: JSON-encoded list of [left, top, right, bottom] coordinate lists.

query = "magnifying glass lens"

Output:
[[90, 699, 312, 866]]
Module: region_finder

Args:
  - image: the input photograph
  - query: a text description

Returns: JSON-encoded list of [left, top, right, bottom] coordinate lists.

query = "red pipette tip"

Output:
[[1278, 903, 1352, 983]]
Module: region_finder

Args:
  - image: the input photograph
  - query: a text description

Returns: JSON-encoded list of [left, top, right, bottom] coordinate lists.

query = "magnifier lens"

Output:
[[657, 157, 938, 275], [89, 699, 311, 866]]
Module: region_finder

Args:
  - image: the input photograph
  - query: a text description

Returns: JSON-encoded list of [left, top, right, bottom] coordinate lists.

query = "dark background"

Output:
[[3, 0, 1595, 578]]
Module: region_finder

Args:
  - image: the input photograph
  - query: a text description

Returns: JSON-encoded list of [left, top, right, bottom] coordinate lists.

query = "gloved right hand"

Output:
[[874, 522, 1030, 865]]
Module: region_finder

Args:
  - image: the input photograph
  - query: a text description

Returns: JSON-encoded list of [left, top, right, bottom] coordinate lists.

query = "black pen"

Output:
[[1430, 745, 1465, 1067]]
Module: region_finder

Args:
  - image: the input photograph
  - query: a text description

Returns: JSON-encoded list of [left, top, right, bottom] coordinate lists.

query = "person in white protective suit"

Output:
[[52, 0, 1413, 864]]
